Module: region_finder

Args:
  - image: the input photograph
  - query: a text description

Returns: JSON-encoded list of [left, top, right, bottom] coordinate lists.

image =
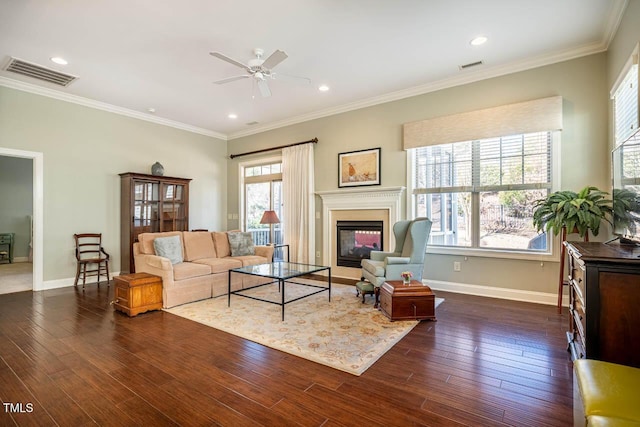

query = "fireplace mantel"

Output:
[[317, 187, 405, 273]]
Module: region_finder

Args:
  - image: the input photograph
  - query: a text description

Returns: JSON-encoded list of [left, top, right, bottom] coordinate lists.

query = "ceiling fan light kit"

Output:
[[210, 48, 310, 97]]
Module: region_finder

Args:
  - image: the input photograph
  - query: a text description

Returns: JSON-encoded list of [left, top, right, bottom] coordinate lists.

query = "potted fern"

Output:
[[532, 186, 613, 239], [533, 186, 613, 314]]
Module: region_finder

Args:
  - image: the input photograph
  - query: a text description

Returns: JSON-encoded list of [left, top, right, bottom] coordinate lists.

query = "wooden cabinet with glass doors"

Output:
[[120, 172, 191, 273]]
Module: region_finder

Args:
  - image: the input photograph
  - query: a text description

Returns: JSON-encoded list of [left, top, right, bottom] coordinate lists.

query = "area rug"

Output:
[[165, 281, 444, 375]]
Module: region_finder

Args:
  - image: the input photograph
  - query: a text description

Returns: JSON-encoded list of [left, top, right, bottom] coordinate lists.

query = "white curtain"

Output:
[[282, 143, 315, 264]]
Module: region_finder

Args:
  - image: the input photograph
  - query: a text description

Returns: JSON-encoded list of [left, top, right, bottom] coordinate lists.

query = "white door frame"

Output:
[[0, 147, 43, 291]]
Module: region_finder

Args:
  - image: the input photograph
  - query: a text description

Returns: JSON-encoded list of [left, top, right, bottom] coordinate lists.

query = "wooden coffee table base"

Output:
[[379, 280, 436, 321]]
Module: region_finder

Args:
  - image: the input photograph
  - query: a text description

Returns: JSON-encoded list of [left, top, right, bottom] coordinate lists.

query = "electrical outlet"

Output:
[[316, 251, 321, 258], [227, 213, 233, 220], [453, 261, 461, 271]]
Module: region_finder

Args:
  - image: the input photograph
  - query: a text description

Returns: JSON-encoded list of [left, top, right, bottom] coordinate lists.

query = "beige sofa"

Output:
[[133, 231, 274, 308]]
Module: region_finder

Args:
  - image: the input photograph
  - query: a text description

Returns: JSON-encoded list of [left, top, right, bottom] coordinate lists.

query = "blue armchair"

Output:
[[361, 217, 432, 291]]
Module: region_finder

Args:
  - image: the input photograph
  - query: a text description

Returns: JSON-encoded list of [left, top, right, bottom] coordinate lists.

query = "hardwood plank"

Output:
[[47, 369, 137, 425], [0, 287, 575, 426], [115, 396, 179, 426], [0, 363, 54, 427]]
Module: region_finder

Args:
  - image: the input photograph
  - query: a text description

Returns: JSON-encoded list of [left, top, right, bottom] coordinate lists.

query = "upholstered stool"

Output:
[[574, 359, 640, 426], [355, 281, 375, 304]]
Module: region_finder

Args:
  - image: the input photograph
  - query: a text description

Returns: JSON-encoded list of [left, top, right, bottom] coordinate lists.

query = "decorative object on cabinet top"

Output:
[[151, 161, 164, 176]]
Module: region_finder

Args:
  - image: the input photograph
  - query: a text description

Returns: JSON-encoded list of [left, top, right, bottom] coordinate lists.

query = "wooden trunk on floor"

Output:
[[379, 280, 436, 321], [113, 272, 163, 317]]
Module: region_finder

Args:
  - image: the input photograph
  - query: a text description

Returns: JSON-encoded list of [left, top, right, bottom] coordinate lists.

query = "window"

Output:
[[612, 43, 639, 147], [242, 160, 283, 245], [411, 131, 553, 253]]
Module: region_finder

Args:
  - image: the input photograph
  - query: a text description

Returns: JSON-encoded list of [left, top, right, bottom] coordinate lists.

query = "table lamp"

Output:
[[260, 210, 280, 245]]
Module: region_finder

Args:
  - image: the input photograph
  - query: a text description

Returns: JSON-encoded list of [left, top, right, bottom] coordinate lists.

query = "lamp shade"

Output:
[[260, 210, 280, 225]]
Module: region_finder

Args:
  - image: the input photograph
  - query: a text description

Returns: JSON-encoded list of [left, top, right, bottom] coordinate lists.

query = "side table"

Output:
[[272, 243, 290, 262], [379, 280, 436, 321], [111, 273, 163, 317]]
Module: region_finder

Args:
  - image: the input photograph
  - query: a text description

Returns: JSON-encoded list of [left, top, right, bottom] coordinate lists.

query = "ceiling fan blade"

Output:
[[261, 50, 288, 70], [209, 52, 248, 70], [213, 75, 250, 84], [257, 79, 271, 97], [272, 72, 311, 85]]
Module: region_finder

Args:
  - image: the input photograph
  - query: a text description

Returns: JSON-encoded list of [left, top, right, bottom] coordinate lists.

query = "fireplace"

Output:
[[336, 221, 384, 268]]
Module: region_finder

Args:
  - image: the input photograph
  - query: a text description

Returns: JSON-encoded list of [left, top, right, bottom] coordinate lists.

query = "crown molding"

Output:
[[603, 0, 629, 49], [227, 41, 609, 140], [0, 76, 227, 140], [2, 0, 625, 145]]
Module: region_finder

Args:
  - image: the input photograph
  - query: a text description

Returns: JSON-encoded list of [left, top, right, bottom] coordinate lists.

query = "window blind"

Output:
[[403, 96, 563, 150], [413, 132, 552, 195], [612, 58, 639, 146]]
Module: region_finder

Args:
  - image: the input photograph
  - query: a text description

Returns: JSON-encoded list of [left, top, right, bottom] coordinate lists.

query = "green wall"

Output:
[[0, 86, 227, 283], [226, 53, 609, 295], [0, 156, 33, 258]]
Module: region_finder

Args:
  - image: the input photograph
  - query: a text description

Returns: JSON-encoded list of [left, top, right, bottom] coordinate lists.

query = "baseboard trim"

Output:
[[425, 279, 569, 307], [38, 273, 567, 306], [12, 257, 30, 263], [40, 271, 120, 291]]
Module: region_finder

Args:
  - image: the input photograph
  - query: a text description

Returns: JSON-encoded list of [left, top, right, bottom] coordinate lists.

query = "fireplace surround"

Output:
[[317, 187, 405, 278]]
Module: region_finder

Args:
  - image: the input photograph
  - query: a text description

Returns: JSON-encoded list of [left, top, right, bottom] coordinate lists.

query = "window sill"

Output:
[[426, 246, 557, 262]]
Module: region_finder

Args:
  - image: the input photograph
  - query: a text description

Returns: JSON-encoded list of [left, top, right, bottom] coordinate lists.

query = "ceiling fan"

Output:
[[209, 48, 310, 97]]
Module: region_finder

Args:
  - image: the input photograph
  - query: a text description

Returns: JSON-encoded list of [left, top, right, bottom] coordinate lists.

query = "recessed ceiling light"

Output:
[[318, 85, 330, 92], [470, 36, 488, 46], [147, 107, 156, 113], [228, 113, 238, 119], [50, 57, 68, 65]]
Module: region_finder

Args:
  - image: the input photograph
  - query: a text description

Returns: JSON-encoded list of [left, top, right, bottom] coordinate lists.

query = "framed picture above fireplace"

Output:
[[338, 147, 381, 188]]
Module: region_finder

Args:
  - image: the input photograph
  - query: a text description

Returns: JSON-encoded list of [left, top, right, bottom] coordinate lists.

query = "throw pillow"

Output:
[[227, 231, 255, 256], [153, 235, 183, 264]]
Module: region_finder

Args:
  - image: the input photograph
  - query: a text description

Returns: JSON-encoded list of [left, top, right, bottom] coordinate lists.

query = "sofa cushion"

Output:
[[139, 231, 183, 255], [233, 255, 269, 267], [153, 235, 183, 265], [173, 262, 212, 281], [192, 257, 242, 273], [213, 232, 232, 258], [227, 231, 255, 256], [183, 232, 217, 261]]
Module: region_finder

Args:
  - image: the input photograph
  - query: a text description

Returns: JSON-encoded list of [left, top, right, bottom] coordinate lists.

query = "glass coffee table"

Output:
[[228, 262, 331, 321]]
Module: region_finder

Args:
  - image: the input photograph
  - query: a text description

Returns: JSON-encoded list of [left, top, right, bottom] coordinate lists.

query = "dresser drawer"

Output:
[[572, 303, 586, 344], [569, 259, 585, 302]]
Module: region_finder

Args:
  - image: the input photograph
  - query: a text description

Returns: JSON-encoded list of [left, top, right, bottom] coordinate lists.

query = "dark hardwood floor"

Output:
[[0, 283, 573, 426]]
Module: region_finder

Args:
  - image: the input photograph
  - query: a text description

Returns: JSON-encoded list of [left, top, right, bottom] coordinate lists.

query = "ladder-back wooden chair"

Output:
[[74, 233, 111, 288]]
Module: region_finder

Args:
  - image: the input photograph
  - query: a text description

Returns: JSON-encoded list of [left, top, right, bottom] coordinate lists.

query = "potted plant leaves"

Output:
[[533, 186, 614, 313], [532, 186, 613, 239]]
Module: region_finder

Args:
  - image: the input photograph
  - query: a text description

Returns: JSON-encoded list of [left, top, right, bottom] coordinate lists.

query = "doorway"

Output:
[[0, 147, 43, 293]]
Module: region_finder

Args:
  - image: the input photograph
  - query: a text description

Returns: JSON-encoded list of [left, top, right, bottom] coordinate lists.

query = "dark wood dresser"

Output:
[[565, 241, 640, 368]]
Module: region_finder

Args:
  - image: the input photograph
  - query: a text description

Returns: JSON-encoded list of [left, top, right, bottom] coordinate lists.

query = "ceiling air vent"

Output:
[[459, 60, 484, 70], [3, 57, 78, 87], [245, 121, 259, 126]]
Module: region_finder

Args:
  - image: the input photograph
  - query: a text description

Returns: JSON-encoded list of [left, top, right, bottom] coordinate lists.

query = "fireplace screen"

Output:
[[336, 220, 383, 268]]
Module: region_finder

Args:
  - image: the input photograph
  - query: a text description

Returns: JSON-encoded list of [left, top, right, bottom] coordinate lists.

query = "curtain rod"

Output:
[[229, 137, 318, 159]]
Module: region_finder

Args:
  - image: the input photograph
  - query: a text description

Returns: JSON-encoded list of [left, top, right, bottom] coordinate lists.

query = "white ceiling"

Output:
[[0, 0, 627, 140]]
